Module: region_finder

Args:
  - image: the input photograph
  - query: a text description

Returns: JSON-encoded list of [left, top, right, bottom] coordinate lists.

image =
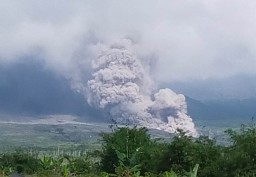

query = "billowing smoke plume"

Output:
[[87, 39, 197, 136]]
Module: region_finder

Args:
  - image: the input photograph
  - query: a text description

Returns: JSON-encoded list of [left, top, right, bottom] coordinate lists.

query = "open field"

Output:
[[0, 121, 109, 153]]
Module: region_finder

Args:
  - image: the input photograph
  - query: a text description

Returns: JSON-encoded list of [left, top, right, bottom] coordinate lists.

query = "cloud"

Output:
[[1, 0, 256, 82]]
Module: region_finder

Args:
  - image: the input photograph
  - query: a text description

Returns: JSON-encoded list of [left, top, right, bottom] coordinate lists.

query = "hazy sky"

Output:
[[1, 0, 256, 100]]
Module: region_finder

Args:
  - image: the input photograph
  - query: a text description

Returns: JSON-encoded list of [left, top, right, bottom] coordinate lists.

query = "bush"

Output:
[[0, 150, 41, 175], [223, 123, 256, 177]]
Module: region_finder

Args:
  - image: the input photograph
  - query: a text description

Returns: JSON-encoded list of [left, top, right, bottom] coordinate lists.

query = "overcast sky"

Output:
[[1, 0, 256, 100]]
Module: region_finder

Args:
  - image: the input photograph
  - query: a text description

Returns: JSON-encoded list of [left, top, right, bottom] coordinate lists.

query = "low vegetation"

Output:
[[0, 122, 256, 177]]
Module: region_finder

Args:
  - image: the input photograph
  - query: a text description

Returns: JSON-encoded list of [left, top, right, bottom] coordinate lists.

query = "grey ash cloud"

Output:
[[86, 40, 197, 136]]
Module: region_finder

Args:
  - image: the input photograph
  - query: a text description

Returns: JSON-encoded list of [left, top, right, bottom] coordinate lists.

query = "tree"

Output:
[[100, 127, 157, 174], [224, 122, 256, 176]]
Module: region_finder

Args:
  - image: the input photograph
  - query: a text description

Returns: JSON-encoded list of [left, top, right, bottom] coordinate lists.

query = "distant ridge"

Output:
[[186, 96, 256, 126]]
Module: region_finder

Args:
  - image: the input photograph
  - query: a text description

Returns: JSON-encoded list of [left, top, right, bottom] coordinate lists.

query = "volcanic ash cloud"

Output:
[[87, 40, 197, 136]]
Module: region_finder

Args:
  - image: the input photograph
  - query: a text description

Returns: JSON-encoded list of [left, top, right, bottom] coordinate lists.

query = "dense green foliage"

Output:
[[100, 127, 165, 174], [0, 122, 256, 176]]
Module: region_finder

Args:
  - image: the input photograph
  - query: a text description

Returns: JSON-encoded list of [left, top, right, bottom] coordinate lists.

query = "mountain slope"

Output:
[[186, 96, 256, 126]]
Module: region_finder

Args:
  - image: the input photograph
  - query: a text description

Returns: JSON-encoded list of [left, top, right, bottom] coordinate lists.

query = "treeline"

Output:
[[0, 123, 256, 177]]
